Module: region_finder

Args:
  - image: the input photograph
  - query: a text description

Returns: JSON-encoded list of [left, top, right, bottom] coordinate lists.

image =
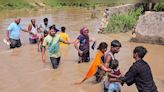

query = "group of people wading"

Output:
[[5, 17, 158, 92]]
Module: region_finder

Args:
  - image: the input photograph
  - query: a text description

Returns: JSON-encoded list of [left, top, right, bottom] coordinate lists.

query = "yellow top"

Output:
[[59, 32, 69, 46]]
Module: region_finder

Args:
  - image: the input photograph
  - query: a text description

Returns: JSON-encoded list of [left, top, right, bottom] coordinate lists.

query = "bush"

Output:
[[154, 3, 164, 11], [105, 7, 143, 33]]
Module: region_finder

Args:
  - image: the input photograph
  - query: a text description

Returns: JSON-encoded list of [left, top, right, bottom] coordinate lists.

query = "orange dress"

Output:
[[83, 50, 104, 79]]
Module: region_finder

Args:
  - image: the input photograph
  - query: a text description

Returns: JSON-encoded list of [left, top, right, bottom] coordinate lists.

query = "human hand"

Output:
[[68, 41, 72, 45], [115, 75, 122, 78], [4, 38, 10, 45], [78, 50, 83, 56], [118, 77, 124, 86], [107, 68, 111, 72], [69, 39, 76, 45]]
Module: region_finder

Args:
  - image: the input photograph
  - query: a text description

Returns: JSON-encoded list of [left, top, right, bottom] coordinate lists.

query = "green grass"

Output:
[[43, 0, 137, 8], [0, 0, 34, 10], [153, 3, 164, 11], [1, 0, 161, 10], [105, 7, 143, 33]]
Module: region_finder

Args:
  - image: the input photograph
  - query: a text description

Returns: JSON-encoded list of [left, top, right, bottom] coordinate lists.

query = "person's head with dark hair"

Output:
[[15, 18, 21, 25], [51, 24, 60, 32], [43, 18, 48, 25], [49, 25, 54, 30], [49, 25, 55, 36], [43, 30, 48, 37], [111, 40, 122, 47], [111, 40, 122, 54], [31, 19, 36, 28], [43, 18, 48, 22], [97, 42, 108, 53], [80, 27, 89, 36], [61, 26, 66, 33], [110, 59, 119, 69], [105, 8, 109, 11], [51, 24, 56, 29], [133, 46, 147, 59]]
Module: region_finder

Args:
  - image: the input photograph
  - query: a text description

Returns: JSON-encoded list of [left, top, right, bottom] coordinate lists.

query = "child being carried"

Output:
[[107, 59, 122, 92]]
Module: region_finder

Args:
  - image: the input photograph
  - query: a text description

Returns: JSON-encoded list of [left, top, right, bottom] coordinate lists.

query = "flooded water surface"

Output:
[[0, 8, 164, 92]]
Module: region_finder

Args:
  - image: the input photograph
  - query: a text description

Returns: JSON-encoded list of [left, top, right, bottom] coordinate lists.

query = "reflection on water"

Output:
[[0, 8, 164, 92]]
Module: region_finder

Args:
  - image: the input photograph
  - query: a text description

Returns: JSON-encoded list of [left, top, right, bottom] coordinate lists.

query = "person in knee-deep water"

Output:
[[59, 26, 70, 47], [104, 40, 122, 92], [6, 18, 29, 49], [119, 46, 158, 92], [41, 25, 72, 69], [74, 27, 96, 63], [75, 42, 111, 84], [28, 19, 39, 44], [39, 18, 50, 32]]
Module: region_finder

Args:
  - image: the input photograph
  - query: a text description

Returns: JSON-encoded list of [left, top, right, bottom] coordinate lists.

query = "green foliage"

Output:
[[0, 0, 34, 10], [105, 7, 143, 33], [154, 3, 164, 11], [43, 0, 92, 8], [43, 0, 135, 8], [0, 0, 137, 10]]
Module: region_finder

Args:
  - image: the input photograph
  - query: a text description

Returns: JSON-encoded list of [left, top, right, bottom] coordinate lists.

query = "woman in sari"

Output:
[[74, 27, 95, 63], [75, 42, 111, 84]]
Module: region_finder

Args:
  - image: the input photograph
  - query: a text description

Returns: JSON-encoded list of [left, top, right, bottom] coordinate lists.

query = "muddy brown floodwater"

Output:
[[0, 8, 164, 92]]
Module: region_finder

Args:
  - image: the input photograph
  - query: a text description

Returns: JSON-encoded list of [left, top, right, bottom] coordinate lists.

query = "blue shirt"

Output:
[[7, 22, 23, 40]]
